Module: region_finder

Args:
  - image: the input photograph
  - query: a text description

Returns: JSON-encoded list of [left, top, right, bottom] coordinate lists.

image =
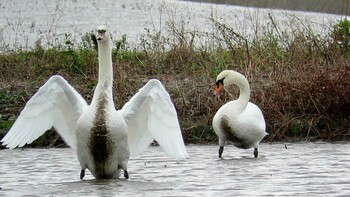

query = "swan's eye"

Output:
[[216, 78, 224, 87]]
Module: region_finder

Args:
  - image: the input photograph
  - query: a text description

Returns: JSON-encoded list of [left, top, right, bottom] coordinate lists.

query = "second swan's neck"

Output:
[[230, 72, 250, 109]]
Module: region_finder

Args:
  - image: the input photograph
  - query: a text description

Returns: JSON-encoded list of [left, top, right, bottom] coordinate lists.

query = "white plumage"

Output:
[[1, 25, 188, 179], [212, 70, 268, 158]]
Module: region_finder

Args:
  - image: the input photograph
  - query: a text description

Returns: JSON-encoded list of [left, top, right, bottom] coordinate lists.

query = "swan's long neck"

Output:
[[98, 40, 113, 87], [92, 40, 114, 106], [230, 72, 250, 109]]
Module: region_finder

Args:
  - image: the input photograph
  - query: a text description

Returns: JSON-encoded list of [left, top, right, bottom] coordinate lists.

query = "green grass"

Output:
[[0, 15, 349, 147]]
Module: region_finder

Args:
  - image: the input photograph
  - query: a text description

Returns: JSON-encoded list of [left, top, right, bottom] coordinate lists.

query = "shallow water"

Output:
[[1, 142, 350, 196]]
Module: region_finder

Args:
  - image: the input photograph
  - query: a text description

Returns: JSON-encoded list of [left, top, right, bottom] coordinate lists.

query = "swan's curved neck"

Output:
[[237, 80, 250, 107], [92, 40, 114, 104], [229, 72, 250, 109]]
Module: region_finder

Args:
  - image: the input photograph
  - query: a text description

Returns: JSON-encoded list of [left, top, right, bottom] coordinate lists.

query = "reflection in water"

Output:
[[1, 143, 350, 196]]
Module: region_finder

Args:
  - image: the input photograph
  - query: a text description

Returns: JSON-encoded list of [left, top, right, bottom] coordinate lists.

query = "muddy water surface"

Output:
[[1, 142, 350, 196]]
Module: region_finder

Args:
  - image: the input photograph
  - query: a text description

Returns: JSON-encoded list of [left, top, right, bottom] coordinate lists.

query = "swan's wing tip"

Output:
[[176, 152, 189, 161], [148, 79, 161, 83], [1, 141, 18, 149], [5, 145, 20, 149]]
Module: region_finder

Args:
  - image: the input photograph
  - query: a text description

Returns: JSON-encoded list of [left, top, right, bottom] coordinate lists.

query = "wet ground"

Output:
[[1, 142, 350, 196]]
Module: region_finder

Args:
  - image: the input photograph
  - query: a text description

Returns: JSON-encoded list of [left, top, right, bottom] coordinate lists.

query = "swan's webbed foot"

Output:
[[80, 169, 85, 179], [124, 170, 129, 179], [219, 146, 224, 158], [253, 148, 258, 158]]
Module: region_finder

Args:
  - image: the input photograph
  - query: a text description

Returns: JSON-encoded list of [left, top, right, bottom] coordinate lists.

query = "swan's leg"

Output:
[[119, 162, 129, 179], [253, 148, 258, 158], [124, 170, 129, 179], [219, 146, 224, 158], [80, 169, 85, 179], [218, 138, 225, 158]]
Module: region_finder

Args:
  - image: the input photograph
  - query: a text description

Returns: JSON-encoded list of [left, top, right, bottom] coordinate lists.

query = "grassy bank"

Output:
[[0, 14, 349, 147]]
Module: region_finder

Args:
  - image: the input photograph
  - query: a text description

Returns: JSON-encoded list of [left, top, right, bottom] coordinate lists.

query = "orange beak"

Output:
[[214, 83, 223, 95]]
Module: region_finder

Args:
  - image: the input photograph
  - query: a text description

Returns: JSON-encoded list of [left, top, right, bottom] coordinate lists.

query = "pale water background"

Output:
[[185, 0, 350, 15], [1, 1, 350, 196], [0, 0, 346, 52], [1, 143, 350, 196]]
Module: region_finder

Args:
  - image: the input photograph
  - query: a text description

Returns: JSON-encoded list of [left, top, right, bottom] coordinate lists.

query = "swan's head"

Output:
[[214, 70, 244, 95], [96, 25, 110, 43]]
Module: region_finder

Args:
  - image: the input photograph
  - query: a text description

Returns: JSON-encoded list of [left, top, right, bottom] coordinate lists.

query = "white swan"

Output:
[[212, 70, 267, 158], [1, 25, 188, 179]]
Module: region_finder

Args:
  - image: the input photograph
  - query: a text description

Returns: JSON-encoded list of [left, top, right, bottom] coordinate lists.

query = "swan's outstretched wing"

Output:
[[1, 75, 88, 149], [121, 79, 188, 160]]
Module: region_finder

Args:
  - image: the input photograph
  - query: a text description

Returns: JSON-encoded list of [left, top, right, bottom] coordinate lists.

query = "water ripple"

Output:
[[1, 142, 350, 196]]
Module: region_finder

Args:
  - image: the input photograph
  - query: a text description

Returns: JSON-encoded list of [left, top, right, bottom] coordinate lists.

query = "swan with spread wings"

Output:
[[1, 25, 188, 179]]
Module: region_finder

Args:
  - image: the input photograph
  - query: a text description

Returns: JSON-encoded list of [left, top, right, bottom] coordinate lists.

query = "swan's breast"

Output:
[[88, 93, 113, 175], [220, 116, 251, 149]]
